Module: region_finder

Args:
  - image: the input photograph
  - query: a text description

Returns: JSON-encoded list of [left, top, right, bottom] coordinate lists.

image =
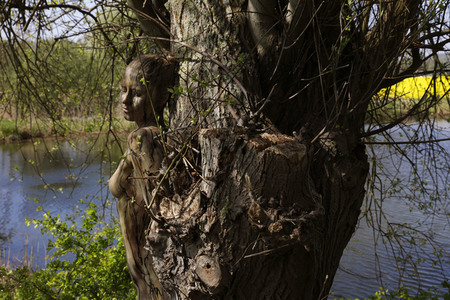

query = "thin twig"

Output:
[[362, 137, 450, 145]]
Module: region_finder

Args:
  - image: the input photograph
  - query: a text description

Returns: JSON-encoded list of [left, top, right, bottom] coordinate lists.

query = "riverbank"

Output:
[[368, 94, 450, 122], [0, 117, 135, 143], [369, 76, 450, 123], [2, 105, 450, 143]]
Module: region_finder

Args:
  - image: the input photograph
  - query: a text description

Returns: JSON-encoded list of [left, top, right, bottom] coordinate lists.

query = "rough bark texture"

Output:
[[142, 128, 368, 299], [114, 0, 425, 298], [111, 119, 368, 300]]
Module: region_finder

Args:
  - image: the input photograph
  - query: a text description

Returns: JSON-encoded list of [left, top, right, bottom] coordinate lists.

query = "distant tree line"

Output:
[[0, 39, 118, 120]]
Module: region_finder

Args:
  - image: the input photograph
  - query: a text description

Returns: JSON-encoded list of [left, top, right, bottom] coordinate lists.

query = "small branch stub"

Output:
[[194, 255, 222, 291]]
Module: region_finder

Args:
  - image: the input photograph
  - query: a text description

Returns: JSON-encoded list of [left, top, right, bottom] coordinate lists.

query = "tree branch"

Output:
[[6, 1, 125, 61], [361, 93, 429, 138], [379, 46, 423, 89], [247, 0, 277, 58], [126, 0, 170, 50], [417, 29, 450, 42], [363, 137, 450, 145]]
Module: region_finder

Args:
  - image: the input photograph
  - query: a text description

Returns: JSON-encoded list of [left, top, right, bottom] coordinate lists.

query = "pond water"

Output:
[[0, 135, 124, 268], [331, 121, 450, 298], [0, 125, 448, 298]]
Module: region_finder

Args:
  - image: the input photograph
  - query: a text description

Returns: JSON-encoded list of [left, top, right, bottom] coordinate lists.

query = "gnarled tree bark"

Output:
[[116, 0, 429, 298]]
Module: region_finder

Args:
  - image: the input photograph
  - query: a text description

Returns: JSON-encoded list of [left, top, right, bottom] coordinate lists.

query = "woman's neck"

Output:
[[136, 115, 163, 128]]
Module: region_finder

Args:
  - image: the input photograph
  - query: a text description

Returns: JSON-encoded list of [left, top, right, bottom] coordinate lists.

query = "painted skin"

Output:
[[121, 66, 156, 127], [111, 62, 167, 299]]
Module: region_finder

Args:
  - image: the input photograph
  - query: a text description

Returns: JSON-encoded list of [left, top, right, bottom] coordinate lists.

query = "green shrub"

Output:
[[0, 120, 19, 137], [365, 282, 450, 300], [0, 202, 136, 300], [331, 281, 450, 300]]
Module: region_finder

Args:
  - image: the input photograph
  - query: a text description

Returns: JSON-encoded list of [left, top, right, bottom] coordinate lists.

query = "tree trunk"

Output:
[[126, 1, 370, 298], [145, 128, 368, 299]]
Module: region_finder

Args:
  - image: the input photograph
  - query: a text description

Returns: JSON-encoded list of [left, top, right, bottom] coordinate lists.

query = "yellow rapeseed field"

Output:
[[382, 76, 450, 99]]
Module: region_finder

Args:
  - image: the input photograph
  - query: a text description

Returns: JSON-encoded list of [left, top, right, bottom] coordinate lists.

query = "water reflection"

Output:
[[0, 134, 124, 268], [331, 121, 450, 298], [0, 125, 448, 297]]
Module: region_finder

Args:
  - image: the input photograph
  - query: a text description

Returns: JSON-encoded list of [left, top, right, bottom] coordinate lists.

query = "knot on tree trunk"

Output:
[[146, 127, 326, 299]]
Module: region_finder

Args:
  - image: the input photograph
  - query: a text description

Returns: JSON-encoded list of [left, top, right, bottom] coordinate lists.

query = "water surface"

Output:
[[0, 126, 448, 298], [0, 135, 123, 268], [331, 121, 450, 297]]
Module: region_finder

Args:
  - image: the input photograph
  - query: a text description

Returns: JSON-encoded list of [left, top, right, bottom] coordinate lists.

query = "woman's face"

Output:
[[121, 66, 152, 126]]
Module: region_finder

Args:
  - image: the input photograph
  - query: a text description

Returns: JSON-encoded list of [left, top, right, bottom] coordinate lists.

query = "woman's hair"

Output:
[[127, 54, 179, 116]]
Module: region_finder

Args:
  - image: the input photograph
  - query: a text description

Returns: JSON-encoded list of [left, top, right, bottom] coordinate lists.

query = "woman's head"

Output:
[[121, 54, 178, 127]]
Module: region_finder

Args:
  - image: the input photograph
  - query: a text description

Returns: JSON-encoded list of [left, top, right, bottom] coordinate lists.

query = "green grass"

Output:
[[0, 120, 19, 136], [0, 117, 135, 142]]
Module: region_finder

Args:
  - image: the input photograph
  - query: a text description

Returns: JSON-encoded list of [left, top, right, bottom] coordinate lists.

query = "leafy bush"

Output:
[[365, 282, 450, 300], [0, 120, 18, 136], [0, 202, 136, 299], [331, 281, 450, 300]]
